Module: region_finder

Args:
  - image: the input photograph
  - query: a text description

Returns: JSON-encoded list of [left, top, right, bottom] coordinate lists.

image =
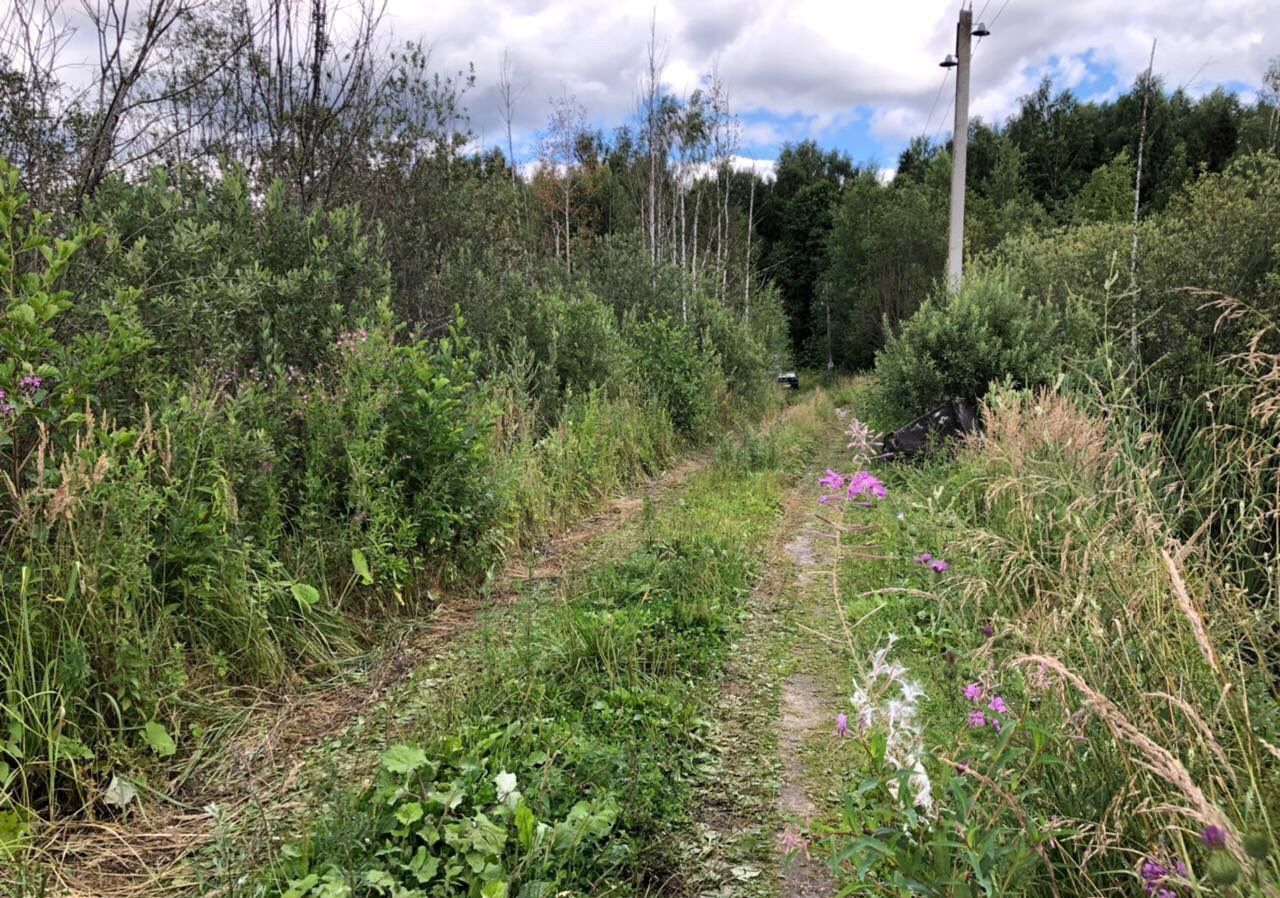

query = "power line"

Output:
[[922, 68, 952, 140], [988, 0, 1012, 30]]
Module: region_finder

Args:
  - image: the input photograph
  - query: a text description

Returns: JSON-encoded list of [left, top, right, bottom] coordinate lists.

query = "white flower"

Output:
[[908, 759, 935, 817]]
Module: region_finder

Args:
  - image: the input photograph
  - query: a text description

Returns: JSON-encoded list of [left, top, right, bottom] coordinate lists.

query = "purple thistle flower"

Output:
[[1173, 859, 1188, 878], [1202, 825, 1227, 849], [963, 682, 983, 702], [913, 553, 932, 565], [930, 560, 950, 573], [19, 374, 41, 395], [981, 623, 995, 638], [836, 713, 850, 737], [967, 711, 986, 728], [1141, 859, 1168, 893], [987, 695, 1008, 714]]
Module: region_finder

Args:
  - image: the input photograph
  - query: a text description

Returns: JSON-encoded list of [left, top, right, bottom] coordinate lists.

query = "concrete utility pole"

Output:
[[945, 6, 973, 291]]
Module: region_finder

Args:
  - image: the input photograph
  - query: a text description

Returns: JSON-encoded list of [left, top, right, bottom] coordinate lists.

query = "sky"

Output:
[[380, 0, 1275, 176]]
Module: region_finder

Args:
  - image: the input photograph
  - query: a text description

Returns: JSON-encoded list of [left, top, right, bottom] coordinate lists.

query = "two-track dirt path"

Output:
[[677, 397, 856, 898], [38, 452, 714, 898], [37, 396, 860, 898]]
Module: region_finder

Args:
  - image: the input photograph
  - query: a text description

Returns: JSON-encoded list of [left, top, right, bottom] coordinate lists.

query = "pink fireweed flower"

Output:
[[846, 471, 887, 500], [963, 682, 983, 702], [818, 469, 845, 490], [930, 560, 950, 573], [818, 494, 833, 505], [967, 711, 986, 728], [836, 713, 850, 736], [987, 695, 1008, 714]]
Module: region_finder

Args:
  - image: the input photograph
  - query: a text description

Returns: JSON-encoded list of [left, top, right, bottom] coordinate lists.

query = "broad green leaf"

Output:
[[291, 582, 321, 609], [395, 801, 425, 826], [0, 809, 31, 857], [381, 744, 428, 775], [481, 881, 507, 898], [515, 801, 536, 850], [142, 721, 176, 757], [351, 548, 373, 585], [281, 873, 319, 898]]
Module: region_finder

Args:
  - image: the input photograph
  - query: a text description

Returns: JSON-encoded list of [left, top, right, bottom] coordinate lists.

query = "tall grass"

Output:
[[947, 379, 1279, 892]]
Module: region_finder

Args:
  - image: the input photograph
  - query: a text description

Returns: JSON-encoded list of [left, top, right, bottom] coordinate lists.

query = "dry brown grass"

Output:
[[953, 383, 1279, 890]]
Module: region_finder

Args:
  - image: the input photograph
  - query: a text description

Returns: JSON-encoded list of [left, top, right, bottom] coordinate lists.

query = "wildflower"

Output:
[[18, 374, 41, 395], [981, 623, 994, 638], [846, 418, 875, 465], [987, 695, 1008, 714], [819, 469, 844, 490], [836, 713, 850, 736], [963, 682, 983, 702], [818, 494, 833, 505], [778, 827, 811, 860], [967, 711, 986, 728], [1202, 825, 1227, 850], [847, 471, 887, 500], [913, 553, 932, 565], [1141, 859, 1167, 886], [930, 560, 950, 573], [900, 681, 925, 704], [897, 511, 905, 521]]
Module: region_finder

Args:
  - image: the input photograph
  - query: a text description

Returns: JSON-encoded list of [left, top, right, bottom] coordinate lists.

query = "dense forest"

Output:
[[3, 1, 1280, 896]]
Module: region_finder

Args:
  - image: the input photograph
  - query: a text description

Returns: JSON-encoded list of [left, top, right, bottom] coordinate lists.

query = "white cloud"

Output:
[[31, 0, 1277, 169], [381, 0, 1273, 165]]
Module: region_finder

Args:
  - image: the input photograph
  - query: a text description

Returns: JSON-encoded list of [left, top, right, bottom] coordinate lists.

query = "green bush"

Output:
[[625, 317, 724, 438], [874, 270, 1063, 416], [73, 165, 388, 381]]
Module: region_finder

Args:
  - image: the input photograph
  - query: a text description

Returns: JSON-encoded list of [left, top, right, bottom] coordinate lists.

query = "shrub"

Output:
[[73, 165, 388, 380], [625, 317, 724, 438], [874, 270, 1062, 416]]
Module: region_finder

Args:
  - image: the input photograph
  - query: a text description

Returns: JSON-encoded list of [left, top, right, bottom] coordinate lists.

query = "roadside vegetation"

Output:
[[3, 3, 1280, 896]]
